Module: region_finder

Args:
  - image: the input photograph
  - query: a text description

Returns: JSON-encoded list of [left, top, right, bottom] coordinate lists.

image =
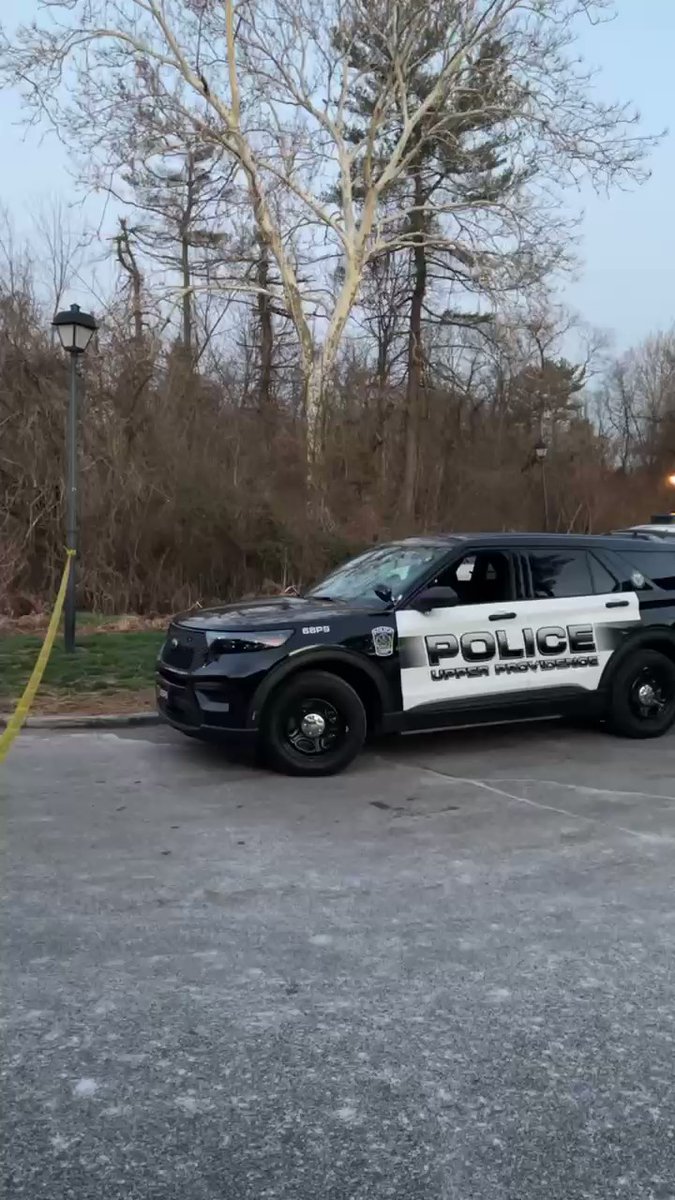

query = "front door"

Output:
[[397, 547, 533, 714], [396, 545, 639, 715]]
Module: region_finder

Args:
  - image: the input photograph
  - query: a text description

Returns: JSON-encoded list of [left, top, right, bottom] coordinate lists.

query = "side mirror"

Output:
[[413, 585, 459, 612]]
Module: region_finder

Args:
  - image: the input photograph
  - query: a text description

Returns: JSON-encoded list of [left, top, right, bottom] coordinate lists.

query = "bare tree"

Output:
[[116, 136, 234, 357], [82, 78, 240, 361], [114, 217, 145, 345], [599, 329, 675, 472], [32, 199, 85, 314], [1, 0, 658, 484]]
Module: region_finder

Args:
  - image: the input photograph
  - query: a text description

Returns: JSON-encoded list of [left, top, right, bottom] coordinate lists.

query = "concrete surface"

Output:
[[2, 722, 675, 1199], [0, 711, 161, 730]]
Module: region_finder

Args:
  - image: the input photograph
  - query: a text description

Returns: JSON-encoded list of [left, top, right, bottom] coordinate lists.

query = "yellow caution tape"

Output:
[[0, 549, 76, 764]]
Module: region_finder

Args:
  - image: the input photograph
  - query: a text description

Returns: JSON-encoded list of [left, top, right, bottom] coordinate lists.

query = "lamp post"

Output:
[[52, 303, 98, 653], [534, 437, 549, 531]]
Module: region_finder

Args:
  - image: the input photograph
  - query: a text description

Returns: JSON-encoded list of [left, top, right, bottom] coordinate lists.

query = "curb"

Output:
[[0, 712, 162, 732]]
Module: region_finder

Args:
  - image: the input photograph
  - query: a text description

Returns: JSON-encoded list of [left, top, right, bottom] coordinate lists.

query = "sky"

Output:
[[0, 0, 673, 351]]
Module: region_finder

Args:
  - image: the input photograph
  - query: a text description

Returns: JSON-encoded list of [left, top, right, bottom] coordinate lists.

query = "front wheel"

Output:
[[606, 649, 675, 739], [261, 670, 367, 776]]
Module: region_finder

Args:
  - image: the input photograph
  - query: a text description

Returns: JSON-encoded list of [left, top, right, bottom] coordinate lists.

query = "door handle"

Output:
[[605, 600, 629, 608], [489, 611, 516, 621]]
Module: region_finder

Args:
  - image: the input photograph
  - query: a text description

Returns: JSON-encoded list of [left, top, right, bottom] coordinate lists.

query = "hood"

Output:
[[174, 595, 378, 631]]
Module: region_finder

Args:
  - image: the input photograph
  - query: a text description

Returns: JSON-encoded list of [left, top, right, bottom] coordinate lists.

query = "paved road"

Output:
[[3, 723, 675, 1199]]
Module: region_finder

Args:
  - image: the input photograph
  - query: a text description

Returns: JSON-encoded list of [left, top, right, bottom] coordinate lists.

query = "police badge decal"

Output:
[[371, 626, 395, 657]]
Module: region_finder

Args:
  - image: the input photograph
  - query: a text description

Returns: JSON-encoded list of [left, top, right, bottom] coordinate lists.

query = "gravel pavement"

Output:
[[3, 722, 675, 1199]]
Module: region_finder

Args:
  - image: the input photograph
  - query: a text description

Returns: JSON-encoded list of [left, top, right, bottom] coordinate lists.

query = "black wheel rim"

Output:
[[628, 665, 673, 723], [284, 697, 347, 757]]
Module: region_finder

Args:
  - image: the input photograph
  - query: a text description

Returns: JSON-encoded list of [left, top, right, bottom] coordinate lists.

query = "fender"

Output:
[[246, 645, 395, 728], [599, 622, 675, 691]]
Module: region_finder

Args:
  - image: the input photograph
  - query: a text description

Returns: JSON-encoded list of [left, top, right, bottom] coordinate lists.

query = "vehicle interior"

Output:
[[434, 551, 514, 606]]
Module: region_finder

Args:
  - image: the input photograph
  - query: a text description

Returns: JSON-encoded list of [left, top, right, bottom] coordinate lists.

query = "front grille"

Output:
[[160, 624, 207, 672], [169, 684, 201, 727], [157, 676, 201, 727]]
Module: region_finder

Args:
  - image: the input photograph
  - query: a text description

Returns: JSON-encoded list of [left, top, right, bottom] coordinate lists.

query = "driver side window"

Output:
[[435, 550, 515, 606]]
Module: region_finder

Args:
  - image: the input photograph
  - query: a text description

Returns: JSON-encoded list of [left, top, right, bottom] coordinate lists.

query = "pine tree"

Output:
[[335, 1, 535, 516]]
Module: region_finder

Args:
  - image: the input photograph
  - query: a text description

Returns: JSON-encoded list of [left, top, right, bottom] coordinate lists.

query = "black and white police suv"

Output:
[[157, 533, 675, 775]]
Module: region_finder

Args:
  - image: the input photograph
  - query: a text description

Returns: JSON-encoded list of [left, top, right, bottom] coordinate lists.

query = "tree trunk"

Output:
[[256, 244, 274, 412], [180, 232, 192, 354], [131, 269, 143, 346], [115, 218, 144, 346], [305, 355, 324, 467], [180, 153, 196, 357], [402, 165, 427, 524]]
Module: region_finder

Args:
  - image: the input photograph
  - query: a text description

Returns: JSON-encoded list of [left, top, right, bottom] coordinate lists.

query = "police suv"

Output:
[[612, 513, 675, 541], [157, 532, 675, 775]]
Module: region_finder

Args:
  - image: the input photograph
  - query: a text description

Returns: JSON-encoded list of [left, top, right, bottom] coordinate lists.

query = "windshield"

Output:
[[308, 542, 453, 603]]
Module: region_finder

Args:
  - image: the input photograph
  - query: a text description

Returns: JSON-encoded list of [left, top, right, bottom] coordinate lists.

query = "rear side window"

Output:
[[615, 550, 675, 591], [527, 549, 593, 599]]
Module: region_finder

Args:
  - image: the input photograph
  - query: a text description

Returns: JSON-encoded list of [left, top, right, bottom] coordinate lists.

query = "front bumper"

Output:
[[155, 666, 255, 740]]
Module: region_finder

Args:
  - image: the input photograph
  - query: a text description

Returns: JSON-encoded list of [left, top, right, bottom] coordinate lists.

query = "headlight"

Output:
[[204, 629, 293, 656]]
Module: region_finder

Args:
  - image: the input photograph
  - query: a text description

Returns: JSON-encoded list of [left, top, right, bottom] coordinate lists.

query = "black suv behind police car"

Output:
[[157, 532, 675, 775]]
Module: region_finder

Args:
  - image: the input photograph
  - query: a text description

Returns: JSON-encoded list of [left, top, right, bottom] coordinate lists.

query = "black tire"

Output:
[[606, 649, 675, 739], [261, 670, 367, 776]]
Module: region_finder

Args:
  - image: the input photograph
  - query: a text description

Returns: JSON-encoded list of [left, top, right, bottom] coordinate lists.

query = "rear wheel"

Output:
[[261, 670, 367, 776], [606, 649, 675, 739]]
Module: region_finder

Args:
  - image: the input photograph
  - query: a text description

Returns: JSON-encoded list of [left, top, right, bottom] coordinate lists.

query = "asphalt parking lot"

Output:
[[3, 722, 675, 1199]]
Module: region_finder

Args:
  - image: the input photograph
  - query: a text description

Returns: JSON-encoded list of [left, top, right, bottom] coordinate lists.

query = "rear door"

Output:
[[516, 545, 641, 693]]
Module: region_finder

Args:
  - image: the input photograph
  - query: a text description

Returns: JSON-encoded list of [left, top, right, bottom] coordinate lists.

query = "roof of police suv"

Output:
[[398, 532, 667, 550]]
